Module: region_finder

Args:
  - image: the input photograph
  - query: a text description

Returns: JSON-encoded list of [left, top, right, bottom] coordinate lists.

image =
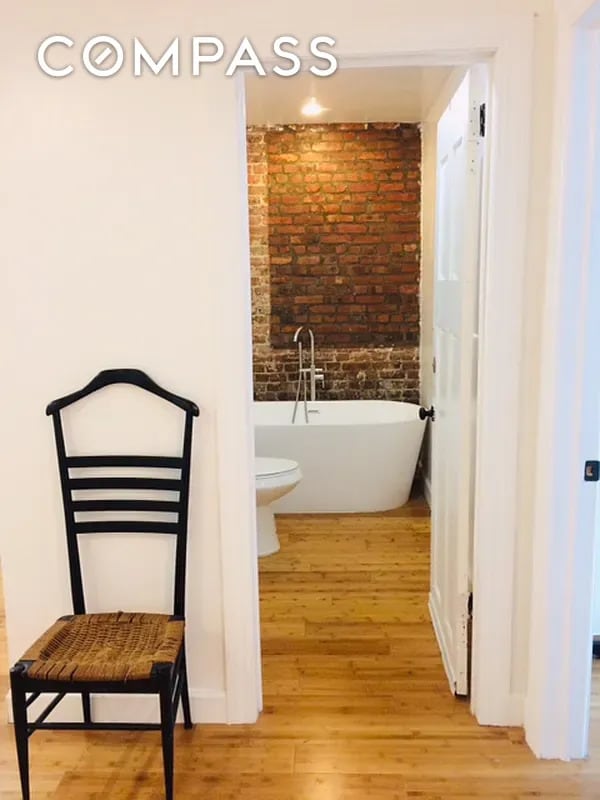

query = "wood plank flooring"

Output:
[[1, 500, 600, 798]]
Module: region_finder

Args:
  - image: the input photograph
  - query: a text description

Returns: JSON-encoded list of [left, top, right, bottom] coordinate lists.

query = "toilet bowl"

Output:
[[255, 457, 302, 557]]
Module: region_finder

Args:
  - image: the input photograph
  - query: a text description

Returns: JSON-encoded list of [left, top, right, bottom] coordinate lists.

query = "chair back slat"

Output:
[[66, 455, 183, 469], [71, 499, 180, 513], [73, 521, 180, 535], [68, 476, 182, 491], [48, 370, 198, 618]]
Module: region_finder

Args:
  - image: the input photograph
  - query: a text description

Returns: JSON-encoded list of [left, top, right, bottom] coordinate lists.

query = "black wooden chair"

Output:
[[10, 369, 199, 800]]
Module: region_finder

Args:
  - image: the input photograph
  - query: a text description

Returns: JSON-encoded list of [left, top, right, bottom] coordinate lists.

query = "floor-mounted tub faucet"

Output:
[[292, 326, 324, 423], [293, 326, 324, 402], [296, 326, 324, 402]]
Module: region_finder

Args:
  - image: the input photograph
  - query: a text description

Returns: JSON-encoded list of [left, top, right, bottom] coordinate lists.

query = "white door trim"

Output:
[[220, 21, 536, 726], [470, 22, 535, 727], [525, 1, 600, 760], [215, 74, 263, 723]]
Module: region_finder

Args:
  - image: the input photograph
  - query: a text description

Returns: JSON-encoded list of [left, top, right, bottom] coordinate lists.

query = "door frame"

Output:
[[220, 19, 536, 727], [525, 0, 600, 760]]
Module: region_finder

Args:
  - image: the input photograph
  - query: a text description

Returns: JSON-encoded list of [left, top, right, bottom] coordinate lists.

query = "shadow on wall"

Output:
[[248, 123, 422, 403]]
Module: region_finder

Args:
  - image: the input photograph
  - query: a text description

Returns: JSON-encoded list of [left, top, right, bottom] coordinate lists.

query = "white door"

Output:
[[429, 68, 487, 696]]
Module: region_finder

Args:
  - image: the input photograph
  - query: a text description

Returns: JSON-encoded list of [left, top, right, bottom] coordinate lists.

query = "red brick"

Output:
[[312, 141, 343, 152], [337, 223, 368, 234]]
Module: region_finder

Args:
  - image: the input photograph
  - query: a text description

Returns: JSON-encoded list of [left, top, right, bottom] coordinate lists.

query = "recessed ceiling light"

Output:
[[301, 97, 326, 116]]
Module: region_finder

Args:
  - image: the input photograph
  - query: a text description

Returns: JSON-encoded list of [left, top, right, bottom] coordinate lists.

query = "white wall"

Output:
[[524, 0, 600, 757], [0, 6, 254, 721], [593, 505, 600, 635], [594, 396, 600, 638], [0, 0, 554, 724]]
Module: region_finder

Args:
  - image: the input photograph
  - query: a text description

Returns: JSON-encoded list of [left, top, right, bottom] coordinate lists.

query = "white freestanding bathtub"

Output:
[[254, 400, 426, 513]]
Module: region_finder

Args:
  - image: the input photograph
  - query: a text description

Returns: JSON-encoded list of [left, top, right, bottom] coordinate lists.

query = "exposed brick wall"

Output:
[[248, 123, 421, 404], [268, 123, 421, 347], [253, 345, 420, 403]]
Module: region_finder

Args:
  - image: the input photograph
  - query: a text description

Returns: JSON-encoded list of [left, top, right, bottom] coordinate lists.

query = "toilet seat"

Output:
[[255, 457, 299, 480]]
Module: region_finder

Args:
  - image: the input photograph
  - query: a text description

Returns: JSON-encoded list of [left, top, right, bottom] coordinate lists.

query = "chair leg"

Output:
[[158, 670, 175, 800], [180, 648, 193, 730], [10, 665, 30, 800], [82, 692, 92, 724]]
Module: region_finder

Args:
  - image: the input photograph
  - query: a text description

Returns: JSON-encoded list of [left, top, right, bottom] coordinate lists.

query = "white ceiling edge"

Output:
[[245, 65, 457, 126]]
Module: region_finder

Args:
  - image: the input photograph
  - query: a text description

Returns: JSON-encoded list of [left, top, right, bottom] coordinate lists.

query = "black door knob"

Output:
[[419, 406, 435, 421]]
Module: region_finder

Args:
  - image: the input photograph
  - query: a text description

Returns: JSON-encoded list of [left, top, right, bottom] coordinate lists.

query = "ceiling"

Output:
[[245, 66, 455, 126]]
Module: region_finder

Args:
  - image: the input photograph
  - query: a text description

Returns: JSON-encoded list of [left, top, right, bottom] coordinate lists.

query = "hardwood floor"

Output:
[[1, 501, 600, 798]]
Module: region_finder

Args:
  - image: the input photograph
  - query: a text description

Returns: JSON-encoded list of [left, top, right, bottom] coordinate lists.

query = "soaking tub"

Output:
[[253, 400, 426, 513]]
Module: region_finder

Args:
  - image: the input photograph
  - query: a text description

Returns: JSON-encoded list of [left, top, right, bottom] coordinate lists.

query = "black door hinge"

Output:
[[479, 103, 486, 137], [585, 460, 600, 482], [467, 592, 473, 616]]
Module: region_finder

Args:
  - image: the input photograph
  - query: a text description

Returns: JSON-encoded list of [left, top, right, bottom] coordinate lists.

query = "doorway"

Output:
[[244, 58, 495, 715], [218, 25, 537, 730]]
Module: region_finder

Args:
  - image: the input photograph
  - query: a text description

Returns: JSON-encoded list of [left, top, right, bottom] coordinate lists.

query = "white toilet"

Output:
[[255, 457, 302, 557]]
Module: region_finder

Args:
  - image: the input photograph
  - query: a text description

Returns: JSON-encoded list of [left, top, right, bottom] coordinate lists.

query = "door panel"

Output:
[[430, 67, 487, 696]]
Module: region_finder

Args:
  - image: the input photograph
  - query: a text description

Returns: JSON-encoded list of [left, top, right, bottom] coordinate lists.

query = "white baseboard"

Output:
[[6, 687, 227, 725], [424, 476, 432, 508], [476, 693, 524, 728]]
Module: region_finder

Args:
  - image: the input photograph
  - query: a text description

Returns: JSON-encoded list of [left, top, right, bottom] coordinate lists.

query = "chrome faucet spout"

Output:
[[293, 327, 315, 362]]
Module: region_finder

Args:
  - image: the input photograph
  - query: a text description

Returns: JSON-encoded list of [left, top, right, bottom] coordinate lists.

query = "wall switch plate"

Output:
[[584, 460, 600, 482]]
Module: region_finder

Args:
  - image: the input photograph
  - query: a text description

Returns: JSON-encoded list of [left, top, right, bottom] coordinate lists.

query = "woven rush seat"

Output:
[[21, 612, 185, 682]]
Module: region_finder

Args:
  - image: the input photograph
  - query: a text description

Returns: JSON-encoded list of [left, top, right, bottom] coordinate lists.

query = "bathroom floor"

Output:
[[2, 502, 600, 798]]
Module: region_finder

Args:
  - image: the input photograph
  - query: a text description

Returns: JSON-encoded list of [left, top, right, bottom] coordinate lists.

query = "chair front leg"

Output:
[[10, 664, 31, 800], [156, 664, 175, 800]]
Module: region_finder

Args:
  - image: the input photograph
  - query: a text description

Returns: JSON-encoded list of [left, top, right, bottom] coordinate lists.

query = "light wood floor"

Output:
[[2, 501, 600, 798]]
